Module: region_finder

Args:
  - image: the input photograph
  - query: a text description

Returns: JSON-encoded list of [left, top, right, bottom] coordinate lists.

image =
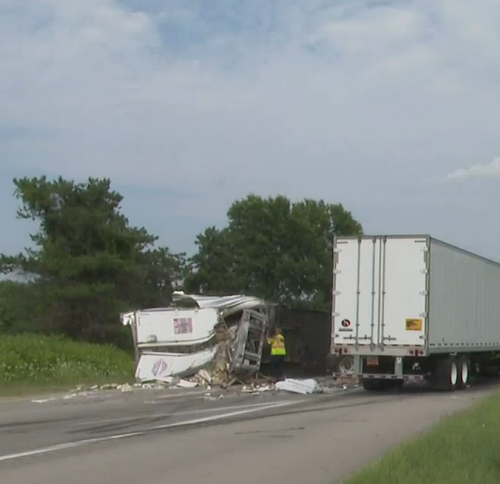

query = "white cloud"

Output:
[[445, 157, 500, 182], [0, 0, 499, 254]]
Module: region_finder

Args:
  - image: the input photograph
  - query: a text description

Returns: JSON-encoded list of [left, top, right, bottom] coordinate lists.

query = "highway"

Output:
[[0, 382, 495, 484]]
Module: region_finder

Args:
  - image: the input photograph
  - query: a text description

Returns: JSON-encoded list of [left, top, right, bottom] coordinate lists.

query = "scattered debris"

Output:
[[118, 383, 133, 393], [196, 369, 212, 385], [275, 378, 320, 395], [176, 379, 199, 389], [100, 383, 118, 390], [241, 382, 275, 394]]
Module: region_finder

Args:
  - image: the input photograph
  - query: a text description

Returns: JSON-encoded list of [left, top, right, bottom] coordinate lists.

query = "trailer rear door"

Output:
[[332, 236, 428, 349]]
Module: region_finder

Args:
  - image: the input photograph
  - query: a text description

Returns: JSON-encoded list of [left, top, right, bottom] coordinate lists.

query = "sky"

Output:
[[0, 0, 499, 259]]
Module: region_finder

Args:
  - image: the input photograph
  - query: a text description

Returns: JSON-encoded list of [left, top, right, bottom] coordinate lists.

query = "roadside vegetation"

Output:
[[0, 334, 134, 395], [343, 390, 500, 484]]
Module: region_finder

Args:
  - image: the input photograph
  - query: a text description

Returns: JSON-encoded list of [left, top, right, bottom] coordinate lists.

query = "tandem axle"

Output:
[[332, 352, 479, 392]]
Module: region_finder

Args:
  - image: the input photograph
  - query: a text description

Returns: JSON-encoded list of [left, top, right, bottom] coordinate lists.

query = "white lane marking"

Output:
[[31, 398, 58, 404], [151, 400, 305, 430], [0, 389, 204, 406], [70, 400, 295, 427], [155, 390, 206, 400], [0, 432, 142, 463], [0, 400, 304, 462]]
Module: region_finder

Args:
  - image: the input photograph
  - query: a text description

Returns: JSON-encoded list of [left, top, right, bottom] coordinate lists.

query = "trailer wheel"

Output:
[[362, 379, 383, 391], [362, 379, 399, 392], [337, 356, 354, 376], [432, 356, 458, 391], [456, 356, 470, 390]]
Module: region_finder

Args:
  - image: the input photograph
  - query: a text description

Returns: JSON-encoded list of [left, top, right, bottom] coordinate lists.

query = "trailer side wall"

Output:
[[429, 239, 500, 352]]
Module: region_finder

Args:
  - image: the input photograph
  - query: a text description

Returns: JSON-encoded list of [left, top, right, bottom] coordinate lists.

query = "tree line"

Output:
[[0, 176, 363, 348]]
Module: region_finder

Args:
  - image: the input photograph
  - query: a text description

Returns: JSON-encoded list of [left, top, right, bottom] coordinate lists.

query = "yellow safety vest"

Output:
[[268, 334, 286, 356]]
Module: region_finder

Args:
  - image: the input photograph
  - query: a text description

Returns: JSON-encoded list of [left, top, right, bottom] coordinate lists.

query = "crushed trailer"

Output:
[[121, 292, 270, 386]]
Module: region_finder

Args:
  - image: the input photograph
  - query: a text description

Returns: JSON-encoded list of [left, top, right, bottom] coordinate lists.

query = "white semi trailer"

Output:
[[331, 235, 500, 391]]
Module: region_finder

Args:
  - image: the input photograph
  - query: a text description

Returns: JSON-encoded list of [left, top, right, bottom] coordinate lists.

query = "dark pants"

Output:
[[271, 355, 285, 380]]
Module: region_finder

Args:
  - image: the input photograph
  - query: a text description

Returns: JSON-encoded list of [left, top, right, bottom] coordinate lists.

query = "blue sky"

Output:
[[0, 0, 499, 258]]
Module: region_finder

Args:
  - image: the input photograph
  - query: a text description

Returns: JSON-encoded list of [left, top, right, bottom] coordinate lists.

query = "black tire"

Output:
[[456, 356, 470, 390], [431, 356, 459, 391], [363, 379, 382, 391], [362, 379, 399, 392]]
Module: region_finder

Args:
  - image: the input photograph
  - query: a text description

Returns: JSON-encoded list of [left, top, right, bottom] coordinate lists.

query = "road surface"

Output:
[[0, 382, 495, 484]]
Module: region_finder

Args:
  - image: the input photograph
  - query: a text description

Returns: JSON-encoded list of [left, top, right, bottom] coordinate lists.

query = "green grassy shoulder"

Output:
[[342, 390, 500, 484], [0, 334, 134, 395]]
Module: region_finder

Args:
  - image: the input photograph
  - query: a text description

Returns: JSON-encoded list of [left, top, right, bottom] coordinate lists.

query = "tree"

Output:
[[185, 194, 362, 310], [0, 281, 32, 333], [0, 176, 185, 345]]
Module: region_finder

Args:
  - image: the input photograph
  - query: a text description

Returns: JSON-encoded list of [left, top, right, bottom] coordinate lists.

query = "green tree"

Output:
[[0, 281, 28, 332], [0, 176, 185, 345], [185, 194, 362, 310]]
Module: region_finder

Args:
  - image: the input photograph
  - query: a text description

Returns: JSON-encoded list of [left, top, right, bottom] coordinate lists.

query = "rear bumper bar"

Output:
[[332, 346, 427, 357], [334, 373, 426, 381]]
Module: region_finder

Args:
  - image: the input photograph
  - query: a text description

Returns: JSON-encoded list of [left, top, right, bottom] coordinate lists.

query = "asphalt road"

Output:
[[0, 381, 496, 484]]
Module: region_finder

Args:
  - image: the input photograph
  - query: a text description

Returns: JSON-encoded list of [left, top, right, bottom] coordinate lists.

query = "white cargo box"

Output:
[[134, 308, 219, 347], [331, 235, 500, 354]]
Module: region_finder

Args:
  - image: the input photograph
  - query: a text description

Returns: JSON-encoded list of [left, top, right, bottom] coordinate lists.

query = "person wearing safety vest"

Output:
[[267, 327, 286, 380]]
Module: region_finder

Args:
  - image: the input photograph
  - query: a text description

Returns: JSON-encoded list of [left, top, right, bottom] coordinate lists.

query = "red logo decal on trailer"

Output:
[[173, 317, 193, 334]]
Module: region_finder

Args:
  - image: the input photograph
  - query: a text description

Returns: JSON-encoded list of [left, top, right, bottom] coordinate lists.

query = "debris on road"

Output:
[[203, 393, 225, 401], [99, 383, 119, 390], [275, 378, 321, 395], [241, 383, 275, 394], [61, 374, 352, 400], [119, 383, 133, 393], [176, 379, 199, 389]]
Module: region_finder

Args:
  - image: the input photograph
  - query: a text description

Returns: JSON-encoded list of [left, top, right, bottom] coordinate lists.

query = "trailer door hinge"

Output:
[[332, 290, 341, 296], [419, 291, 428, 296]]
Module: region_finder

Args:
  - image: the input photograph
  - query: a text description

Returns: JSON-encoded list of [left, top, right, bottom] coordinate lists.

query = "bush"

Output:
[[0, 334, 135, 387]]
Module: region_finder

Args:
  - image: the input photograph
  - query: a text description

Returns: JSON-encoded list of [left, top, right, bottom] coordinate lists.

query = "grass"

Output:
[[342, 390, 500, 484], [0, 334, 135, 396]]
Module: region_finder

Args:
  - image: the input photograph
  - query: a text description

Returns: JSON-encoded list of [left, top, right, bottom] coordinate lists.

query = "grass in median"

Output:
[[342, 390, 500, 484], [0, 334, 135, 395]]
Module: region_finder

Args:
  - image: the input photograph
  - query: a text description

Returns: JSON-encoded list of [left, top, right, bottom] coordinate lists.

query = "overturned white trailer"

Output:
[[121, 292, 271, 383]]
